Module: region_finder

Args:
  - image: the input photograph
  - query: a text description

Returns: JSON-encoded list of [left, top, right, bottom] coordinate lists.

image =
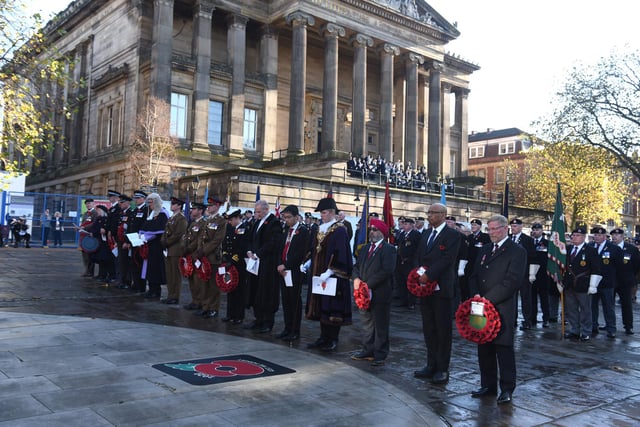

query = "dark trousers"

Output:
[[478, 343, 516, 393], [43, 228, 50, 245], [615, 285, 634, 331], [592, 287, 616, 333], [320, 322, 341, 342], [531, 278, 550, 322], [226, 280, 246, 321], [52, 230, 62, 246], [420, 295, 453, 372], [359, 300, 391, 360], [518, 279, 533, 326], [251, 271, 279, 329], [118, 246, 131, 286], [82, 251, 94, 275], [394, 261, 415, 306], [280, 277, 303, 334]]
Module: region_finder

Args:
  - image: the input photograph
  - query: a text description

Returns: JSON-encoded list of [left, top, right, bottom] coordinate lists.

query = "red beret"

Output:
[[369, 218, 389, 239]]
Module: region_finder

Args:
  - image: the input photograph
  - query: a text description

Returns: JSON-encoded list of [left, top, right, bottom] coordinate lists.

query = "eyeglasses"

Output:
[[369, 227, 379, 232]]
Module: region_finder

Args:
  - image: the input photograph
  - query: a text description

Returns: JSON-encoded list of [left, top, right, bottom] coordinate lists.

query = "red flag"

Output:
[[383, 181, 395, 244], [275, 196, 281, 219]]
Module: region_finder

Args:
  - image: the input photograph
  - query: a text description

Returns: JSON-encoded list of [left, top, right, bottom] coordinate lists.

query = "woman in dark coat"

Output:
[[90, 205, 115, 281], [139, 193, 168, 299]]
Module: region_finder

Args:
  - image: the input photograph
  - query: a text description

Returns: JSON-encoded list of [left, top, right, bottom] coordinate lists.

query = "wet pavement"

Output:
[[1, 247, 640, 426]]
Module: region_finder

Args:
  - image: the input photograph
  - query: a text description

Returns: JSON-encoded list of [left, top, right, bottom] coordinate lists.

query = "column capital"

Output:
[[286, 11, 315, 27], [320, 23, 345, 39], [453, 87, 471, 97], [427, 60, 444, 72], [378, 43, 400, 56], [154, 0, 174, 7], [351, 33, 373, 48], [194, 0, 215, 17], [260, 24, 279, 39], [227, 14, 248, 29], [442, 82, 452, 93], [403, 52, 424, 65]]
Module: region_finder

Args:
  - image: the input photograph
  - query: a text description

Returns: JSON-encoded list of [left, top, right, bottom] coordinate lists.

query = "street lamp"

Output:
[[354, 195, 361, 217], [192, 176, 200, 201], [465, 205, 471, 223]]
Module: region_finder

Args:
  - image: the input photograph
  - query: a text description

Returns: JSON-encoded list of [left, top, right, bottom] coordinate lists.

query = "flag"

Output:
[[440, 181, 447, 205], [184, 191, 190, 219], [275, 196, 281, 218], [203, 182, 209, 204], [547, 183, 567, 286], [501, 181, 509, 218], [354, 189, 369, 257], [327, 188, 333, 198], [383, 181, 395, 244], [255, 185, 260, 202]]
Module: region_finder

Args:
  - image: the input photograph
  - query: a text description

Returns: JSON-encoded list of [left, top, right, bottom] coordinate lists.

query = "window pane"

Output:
[[170, 93, 188, 139], [243, 108, 257, 150], [208, 101, 223, 146]]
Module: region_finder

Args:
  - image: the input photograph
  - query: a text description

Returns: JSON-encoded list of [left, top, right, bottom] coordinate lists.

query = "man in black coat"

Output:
[[412, 203, 461, 385], [610, 228, 640, 334], [509, 218, 539, 330], [464, 219, 491, 301], [590, 226, 623, 338], [469, 214, 526, 405], [394, 217, 421, 308], [352, 218, 397, 366], [276, 205, 309, 341], [530, 222, 551, 327], [245, 199, 282, 333]]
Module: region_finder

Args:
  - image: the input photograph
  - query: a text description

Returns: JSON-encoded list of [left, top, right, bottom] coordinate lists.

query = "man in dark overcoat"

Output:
[[469, 214, 526, 405]]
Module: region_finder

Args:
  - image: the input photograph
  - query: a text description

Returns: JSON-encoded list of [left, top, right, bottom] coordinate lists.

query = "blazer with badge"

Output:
[[618, 242, 640, 287], [511, 233, 537, 267], [277, 223, 310, 286], [397, 229, 421, 268], [563, 244, 601, 293], [592, 241, 623, 289], [532, 236, 550, 282], [416, 225, 462, 299], [200, 214, 227, 266], [353, 241, 397, 304], [469, 238, 526, 346], [465, 231, 491, 275], [223, 222, 248, 269]]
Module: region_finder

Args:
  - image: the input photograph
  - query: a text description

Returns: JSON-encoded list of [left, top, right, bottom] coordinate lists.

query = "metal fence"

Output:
[[1, 191, 101, 248]]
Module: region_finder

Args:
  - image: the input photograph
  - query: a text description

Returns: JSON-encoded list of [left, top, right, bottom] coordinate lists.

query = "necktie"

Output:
[[282, 227, 293, 262], [492, 243, 499, 255], [427, 229, 437, 249], [571, 246, 578, 260], [512, 235, 517, 242], [367, 243, 376, 259]]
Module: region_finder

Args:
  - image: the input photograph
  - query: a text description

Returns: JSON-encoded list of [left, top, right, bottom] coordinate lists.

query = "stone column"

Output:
[[441, 83, 452, 177], [227, 14, 248, 155], [71, 43, 88, 164], [151, 0, 174, 105], [351, 33, 373, 158], [192, 1, 215, 149], [260, 25, 279, 158], [286, 12, 314, 156], [320, 23, 345, 153], [404, 52, 423, 170], [379, 43, 399, 161], [392, 71, 406, 163], [455, 87, 470, 173], [427, 61, 443, 181]]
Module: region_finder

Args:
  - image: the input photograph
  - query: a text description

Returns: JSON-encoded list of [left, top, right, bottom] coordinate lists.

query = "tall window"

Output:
[[498, 141, 515, 155], [449, 151, 457, 176], [105, 106, 114, 147], [208, 101, 223, 146], [243, 108, 257, 150], [495, 166, 505, 184], [469, 146, 485, 158], [98, 101, 120, 148], [170, 92, 188, 139]]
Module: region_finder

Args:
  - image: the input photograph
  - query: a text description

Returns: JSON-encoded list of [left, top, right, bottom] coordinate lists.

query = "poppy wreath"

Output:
[[117, 224, 126, 242], [137, 243, 149, 260], [353, 282, 371, 310], [179, 255, 194, 278], [216, 263, 239, 293], [406, 266, 438, 297], [196, 256, 213, 281], [455, 296, 502, 344]]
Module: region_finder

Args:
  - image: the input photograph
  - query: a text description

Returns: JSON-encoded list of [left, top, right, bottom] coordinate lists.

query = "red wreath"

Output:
[[179, 255, 194, 278], [406, 266, 439, 297], [353, 282, 371, 310], [455, 296, 502, 344], [137, 243, 149, 260], [117, 223, 126, 242], [196, 256, 213, 281], [216, 264, 239, 293]]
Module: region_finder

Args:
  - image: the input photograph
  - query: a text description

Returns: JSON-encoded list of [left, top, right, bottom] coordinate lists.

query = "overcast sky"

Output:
[[32, 0, 640, 134]]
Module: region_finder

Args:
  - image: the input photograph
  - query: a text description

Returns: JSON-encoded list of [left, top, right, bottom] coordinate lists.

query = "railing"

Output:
[[343, 167, 501, 202]]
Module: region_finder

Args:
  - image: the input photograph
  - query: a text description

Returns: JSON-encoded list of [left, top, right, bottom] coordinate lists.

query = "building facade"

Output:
[[23, 0, 478, 196]]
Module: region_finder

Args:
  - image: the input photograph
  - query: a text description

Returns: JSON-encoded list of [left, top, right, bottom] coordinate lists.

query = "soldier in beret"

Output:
[[530, 222, 551, 327], [590, 226, 623, 338], [394, 217, 420, 309], [610, 228, 640, 334], [509, 218, 539, 330], [160, 197, 188, 304], [464, 219, 491, 301]]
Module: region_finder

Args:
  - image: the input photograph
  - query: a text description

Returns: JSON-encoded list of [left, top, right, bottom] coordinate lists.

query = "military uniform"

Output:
[[161, 202, 188, 303], [394, 223, 421, 307], [531, 228, 551, 326], [611, 228, 640, 334], [183, 214, 206, 310], [222, 217, 248, 323], [590, 228, 623, 336], [116, 201, 133, 288], [128, 198, 150, 293], [464, 224, 491, 301], [196, 211, 227, 317]]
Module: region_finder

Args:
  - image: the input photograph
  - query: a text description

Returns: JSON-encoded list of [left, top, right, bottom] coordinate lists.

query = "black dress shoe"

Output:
[[592, 328, 599, 335], [230, 319, 244, 324], [431, 371, 449, 384], [257, 326, 273, 333], [183, 302, 200, 310], [320, 340, 338, 352], [606, 332, 616, 338], [580, 334, 590, 341], [413, 366, 436, 379], [497, 391, 512, 404], [519, 322, 531, 331], [370, 359, 385, 367], [625, 328, 634, 335], [160, 298, 178, 305], [275, 330, 291, 339], [143, 291, 160, 299], [471, 387, 497, 398], [351, 351, 374, 361], [542, 320, 550, 328], [307, 338, 327, 349], [202, 310, 218, 318], [243, 321, 259, 330], [564, 332, 579, 339], [117, 284, 131, 289], [282, 333, 299, 341]]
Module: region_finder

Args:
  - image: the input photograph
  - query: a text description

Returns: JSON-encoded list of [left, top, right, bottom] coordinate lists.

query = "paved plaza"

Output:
[[1, 247, 640, 426]]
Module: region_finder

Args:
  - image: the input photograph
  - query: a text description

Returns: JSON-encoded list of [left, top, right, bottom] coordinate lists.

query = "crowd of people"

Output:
[[63, 189, 640, 405], [346, 153, 454, 192]]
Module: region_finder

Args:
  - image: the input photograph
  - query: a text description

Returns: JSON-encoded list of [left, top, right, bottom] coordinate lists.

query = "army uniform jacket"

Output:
[[563, 244, 601, 293], [162, 212, 188, 257]]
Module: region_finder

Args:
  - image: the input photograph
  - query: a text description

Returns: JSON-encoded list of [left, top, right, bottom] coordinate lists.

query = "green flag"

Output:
[[547, 183, 567, 285]]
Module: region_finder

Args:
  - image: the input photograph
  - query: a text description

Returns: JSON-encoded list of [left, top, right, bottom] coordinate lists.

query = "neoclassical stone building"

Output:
[[25, 0, 478, 197]]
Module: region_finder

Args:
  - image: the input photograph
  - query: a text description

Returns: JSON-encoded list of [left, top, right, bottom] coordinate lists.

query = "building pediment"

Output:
[[368, 0, 459, 38]]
